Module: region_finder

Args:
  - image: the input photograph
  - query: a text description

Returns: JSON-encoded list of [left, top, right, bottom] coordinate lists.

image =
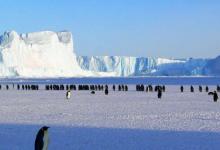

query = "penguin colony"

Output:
[[0, 84, 219, 101]]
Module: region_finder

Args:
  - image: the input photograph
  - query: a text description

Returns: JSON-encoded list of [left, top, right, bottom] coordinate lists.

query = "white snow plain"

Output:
[[0, 85, 220, 150]]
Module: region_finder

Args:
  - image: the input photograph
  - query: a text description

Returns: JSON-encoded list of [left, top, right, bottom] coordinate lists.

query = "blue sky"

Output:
[[0, 0, 219, 58]]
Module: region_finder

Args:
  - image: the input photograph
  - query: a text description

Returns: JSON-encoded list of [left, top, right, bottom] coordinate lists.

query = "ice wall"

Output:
[[0, 30, 218, 77], [77, 56, 210, 76], [0, 31, 91, 77]]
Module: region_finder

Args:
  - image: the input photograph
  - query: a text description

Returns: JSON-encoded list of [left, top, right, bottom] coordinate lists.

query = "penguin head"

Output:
[[42, 126, 50, 131]]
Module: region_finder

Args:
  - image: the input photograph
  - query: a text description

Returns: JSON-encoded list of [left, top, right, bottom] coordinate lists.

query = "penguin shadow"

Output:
[[1, 124, 220, 150]]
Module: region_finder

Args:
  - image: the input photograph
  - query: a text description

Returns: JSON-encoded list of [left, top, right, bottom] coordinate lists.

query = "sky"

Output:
[[0, 0, 219, 58]]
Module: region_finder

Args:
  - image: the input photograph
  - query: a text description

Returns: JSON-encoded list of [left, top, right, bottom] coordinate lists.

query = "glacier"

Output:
[[0, 31, 109, 77], [76, 56, 215, 76], [0, 30, 219, 77], [0, 30, 85, 77]]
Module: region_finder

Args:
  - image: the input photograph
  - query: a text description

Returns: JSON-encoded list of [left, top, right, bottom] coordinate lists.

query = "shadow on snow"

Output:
[[0, 123, 219, 150]]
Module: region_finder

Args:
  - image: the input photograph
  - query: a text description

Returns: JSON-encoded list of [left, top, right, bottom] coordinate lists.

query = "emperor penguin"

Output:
[[157, 88, 162, 99], [66, 90, 71, 99], [208, 91, 219, 102], [35, 126, 50, 150]]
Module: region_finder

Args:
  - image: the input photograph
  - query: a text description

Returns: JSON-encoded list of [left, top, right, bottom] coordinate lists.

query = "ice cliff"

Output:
[[76, 56, 212, 76], [0, 30, 219, 77], [0, 31, 94, 77]]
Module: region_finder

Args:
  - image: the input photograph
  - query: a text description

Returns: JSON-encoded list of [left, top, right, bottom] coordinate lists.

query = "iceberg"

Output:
[[0, 30, 95, 77], [76, 56, 212, 76], [0, 30, 219, 77]]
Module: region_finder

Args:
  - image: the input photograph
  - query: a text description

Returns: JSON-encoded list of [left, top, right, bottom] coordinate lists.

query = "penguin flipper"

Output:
[[35, 129, 44, 150], [35, 138, 44, 150]]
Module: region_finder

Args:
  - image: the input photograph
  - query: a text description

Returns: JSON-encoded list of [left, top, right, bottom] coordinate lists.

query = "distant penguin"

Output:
[[157, 88, 162, 99], [125, 85, 128, 91], [205, 86, 209, 92], [208, 91, 219, 102], [190, 86, 194, 93], [105, 88, 109, 95], [17, 84, 20, 90], [149, 85, 153, 92], [66, 90, 71, 99], [146, 86, 148, 92], [180, 86, 184, 92], [112, 85, 116, 91], [91, 91, 95, 94], [162, 85, 165, 92], [199, 86, 202, 92], [217, 85, 220, 92], [6, 85, 9, 90], [35, 126, 50, 150], [214, 91, 218, 102], [118, 85, 121, 91]]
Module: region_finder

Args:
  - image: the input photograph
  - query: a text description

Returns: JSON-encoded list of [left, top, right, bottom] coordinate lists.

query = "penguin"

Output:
[[157, 88, 162, 99], [146, 86, 148, 92], [149, 85, 153, 92], [17, 84, 20, 90], [136, 85, 139, 91], [112, 85, 116, 91], [205, 86, 209, 92], [190, 86, 194, 92], [35, 126, 50, 150], [208, 91, 218, 102], [6, 85, 9, 90], [125, 85, 128, 91], [180, 86, 184, 93], [118, 85, 121, 91], [199, 86, 202, 92], [91, 91, 95, 94], [162, 85, 166, 92], [217, 85, 220, 92], [105, 88, 109, 95], [66, 90, 71, 99]]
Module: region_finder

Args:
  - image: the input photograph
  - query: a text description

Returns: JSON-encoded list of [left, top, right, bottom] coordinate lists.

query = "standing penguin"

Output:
[[157, 88, 162, 99], [180, 86, 184, 93], [6, 85, 9, 90], [105, 88, 109, 95], [217, 85, 220, 92], [190, 86, 194, 93], [112, 85, 116, 91], [199, 86, 202, 92], [66, 90, 71, 99], [205, 86, 209, 92], [35, 126, 50, 150]]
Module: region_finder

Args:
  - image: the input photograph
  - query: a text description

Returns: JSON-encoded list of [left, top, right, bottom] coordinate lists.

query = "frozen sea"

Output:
[[0, 77, 220, 150]]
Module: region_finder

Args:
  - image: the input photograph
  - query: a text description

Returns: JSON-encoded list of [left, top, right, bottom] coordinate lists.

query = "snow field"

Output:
[[0, 85, 220, 149]]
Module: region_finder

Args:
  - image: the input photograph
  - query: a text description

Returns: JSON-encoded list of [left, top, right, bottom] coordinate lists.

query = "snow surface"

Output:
[[0, 85, 220, 150]]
